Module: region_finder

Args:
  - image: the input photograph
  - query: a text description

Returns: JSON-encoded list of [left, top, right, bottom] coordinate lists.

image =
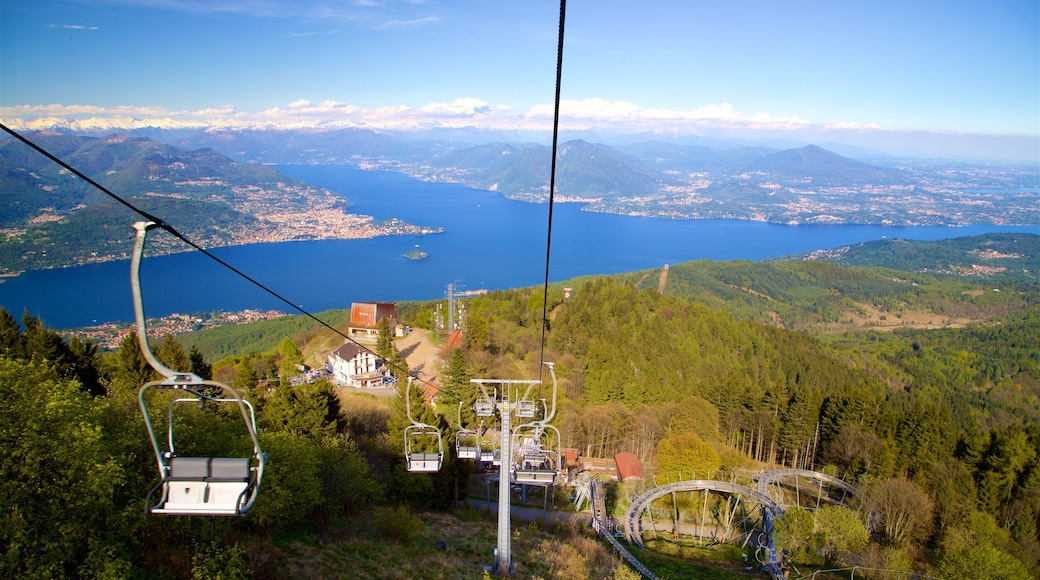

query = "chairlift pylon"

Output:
[[403, 377, 444, 472], [131, 221, 266, 516]]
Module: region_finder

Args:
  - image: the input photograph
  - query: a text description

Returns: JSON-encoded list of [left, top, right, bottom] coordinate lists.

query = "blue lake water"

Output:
[[2, 165, 1037, 329]]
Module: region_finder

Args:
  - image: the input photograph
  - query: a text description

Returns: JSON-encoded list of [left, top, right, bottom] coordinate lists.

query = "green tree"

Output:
[[773, 507, 821, 565], [188, 344, 212, 379], [661, 395, 720, 441], [157, 335, 190, 373], [463, 311, 491, 351], [260, 379, 337, 439], [231, 357, 259, 394], [978, 425, 1036, 514], [654, 432, 721, 480], [109, 330, 154, 397], [0, 308, 25, 358], [376, 317, 408, 381], [815, 505, 869, 564], [313, 436, 383, 530], [439, 347, 475, 422], [938, 511, 1033, 580], [276, 337, 304, 383], [247, 431, 323, 534], [0, 357, 132, 577]]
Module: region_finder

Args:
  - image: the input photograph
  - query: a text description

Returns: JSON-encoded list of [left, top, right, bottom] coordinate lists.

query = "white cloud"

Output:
[[419, 98, 491, 116], [379, 16, 441, 29], [50, 24, 100, 30], [0, 97, 920, 140]]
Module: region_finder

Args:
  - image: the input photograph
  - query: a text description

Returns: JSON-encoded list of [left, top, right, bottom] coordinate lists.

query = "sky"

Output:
[[1, 0, 1038, 160]]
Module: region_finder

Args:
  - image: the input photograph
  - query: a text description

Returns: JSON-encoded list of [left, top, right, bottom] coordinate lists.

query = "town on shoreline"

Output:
[[67, 308, 289, 351]]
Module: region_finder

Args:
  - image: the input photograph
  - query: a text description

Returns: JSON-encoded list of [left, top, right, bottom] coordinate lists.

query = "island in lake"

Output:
[[404, 250, 428, 260]]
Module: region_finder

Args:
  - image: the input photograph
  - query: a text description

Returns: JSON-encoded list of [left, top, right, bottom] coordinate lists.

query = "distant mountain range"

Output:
[[2, 126, 1036, 272], [143, 126, 1035, 226]]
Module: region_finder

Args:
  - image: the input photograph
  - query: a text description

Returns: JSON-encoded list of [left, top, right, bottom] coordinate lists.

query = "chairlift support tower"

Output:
[[470, 362, 557, 575]]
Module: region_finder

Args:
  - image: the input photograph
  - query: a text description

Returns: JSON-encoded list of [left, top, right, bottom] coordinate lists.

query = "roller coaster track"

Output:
[[589, 478, 659, 580], [611, 469, 858, 579], [756, 468, 859, 509], [623, 479, 784, 578]]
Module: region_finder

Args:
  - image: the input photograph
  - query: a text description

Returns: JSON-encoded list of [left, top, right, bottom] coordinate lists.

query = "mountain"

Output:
[[9, 126, 1037, 228], [131, 126, 424, 165], [0, 131, 436, 272], [424, 139, 669, 199], [745, 144, 905, 185], [615, 141, 777, 173]]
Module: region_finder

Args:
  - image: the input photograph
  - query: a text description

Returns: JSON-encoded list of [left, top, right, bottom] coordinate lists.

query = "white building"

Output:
[[327, 343, 385, 388]]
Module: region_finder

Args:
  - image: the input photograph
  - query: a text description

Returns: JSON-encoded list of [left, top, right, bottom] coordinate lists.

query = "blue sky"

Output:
[[1, 0, 1037, 160]]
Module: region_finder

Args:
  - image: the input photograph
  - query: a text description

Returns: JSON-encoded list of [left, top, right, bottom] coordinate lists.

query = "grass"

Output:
[[259, 501, 779, 579], [271, 507, 622, 579]]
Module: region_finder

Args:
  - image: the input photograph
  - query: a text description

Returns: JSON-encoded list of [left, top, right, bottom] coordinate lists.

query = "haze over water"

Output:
[[1, 165, 1036, 330]]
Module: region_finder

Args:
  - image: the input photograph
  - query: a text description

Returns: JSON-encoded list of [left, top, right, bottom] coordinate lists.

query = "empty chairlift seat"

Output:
[[407, 451, 443, 472], [514, 451, 557, 484], [149, 457, 253, 516], [456, 430, 479, 460]]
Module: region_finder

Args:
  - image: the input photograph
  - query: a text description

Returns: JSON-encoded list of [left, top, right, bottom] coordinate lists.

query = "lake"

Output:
[[1, 165, 1036, 329]]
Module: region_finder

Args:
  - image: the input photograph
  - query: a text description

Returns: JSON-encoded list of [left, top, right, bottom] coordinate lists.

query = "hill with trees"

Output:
[[4, 240, 1039, 577]]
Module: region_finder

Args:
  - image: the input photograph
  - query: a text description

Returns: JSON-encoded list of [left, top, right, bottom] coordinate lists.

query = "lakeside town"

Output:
[[67, 308, 289, 350]]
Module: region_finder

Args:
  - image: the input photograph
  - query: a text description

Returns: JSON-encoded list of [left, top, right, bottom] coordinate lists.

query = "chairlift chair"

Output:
[[131, 221, 266, 516], [403, 377, 444, 472], [512, 424, 562, 485], [455, 402, 480, 460], [405, 424, 444, 472], [515, 399, 538, 418]]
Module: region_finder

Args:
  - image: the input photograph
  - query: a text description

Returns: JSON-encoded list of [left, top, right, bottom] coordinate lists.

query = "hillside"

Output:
[[745, 144, 905, 186], [426, 139, 669, 199], [804, 232, 1040, 282], [9, 231, 1040, 578], [0, 131, 438, 271]]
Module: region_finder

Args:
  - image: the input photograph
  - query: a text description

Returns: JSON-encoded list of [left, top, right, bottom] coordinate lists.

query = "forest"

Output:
[[2, 252, 1039, 578]]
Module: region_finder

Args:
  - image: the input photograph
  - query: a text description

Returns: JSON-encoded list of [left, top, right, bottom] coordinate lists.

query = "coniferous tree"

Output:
[[109, 330, 154, 397], [188, 345, 212, 379], [376, 317, 408, 381], [156, 335, 190, 373], [440, 346, 475, 425], [0, 308, 25, 358]]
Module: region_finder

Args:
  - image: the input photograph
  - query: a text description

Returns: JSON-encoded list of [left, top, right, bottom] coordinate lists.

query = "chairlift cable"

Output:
[[538, 0, 567, 379]]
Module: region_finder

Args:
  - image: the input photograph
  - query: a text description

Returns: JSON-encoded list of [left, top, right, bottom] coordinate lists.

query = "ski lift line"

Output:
[[537, 0, 567, 374], [0, 124, 438, 397]]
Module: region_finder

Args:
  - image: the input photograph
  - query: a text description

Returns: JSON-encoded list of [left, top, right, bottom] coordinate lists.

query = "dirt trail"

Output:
[[396, 328, 442, 385]]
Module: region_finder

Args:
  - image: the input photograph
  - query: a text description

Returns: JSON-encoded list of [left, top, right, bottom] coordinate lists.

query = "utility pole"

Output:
[[446, 283, 455, 332]]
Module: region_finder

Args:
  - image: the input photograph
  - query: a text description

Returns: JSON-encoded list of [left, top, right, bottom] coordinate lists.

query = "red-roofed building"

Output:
[[347, 302, 398, 342], [614, 452, 644, 481]]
